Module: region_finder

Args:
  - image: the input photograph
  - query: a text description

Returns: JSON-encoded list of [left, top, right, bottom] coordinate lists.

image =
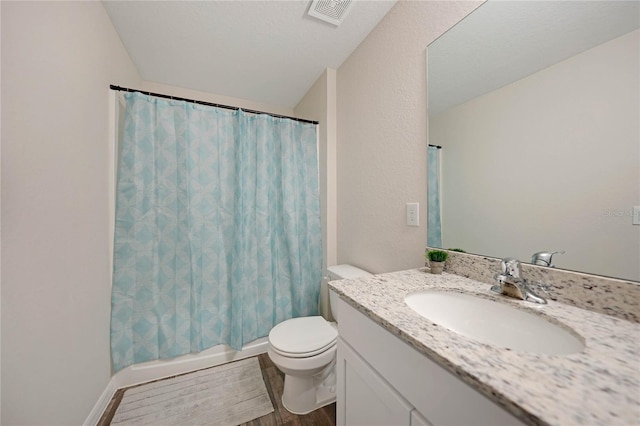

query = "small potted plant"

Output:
[[426, 250, 448, 274]]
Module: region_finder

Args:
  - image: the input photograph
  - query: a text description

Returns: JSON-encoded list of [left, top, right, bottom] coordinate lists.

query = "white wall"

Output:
[[336, 1, 483, 273], [1, 2, 140, 424], [431, 30, 640, 281]]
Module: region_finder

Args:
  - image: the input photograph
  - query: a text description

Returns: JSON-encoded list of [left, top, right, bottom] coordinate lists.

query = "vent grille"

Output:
[[308, 0, 354, 26]]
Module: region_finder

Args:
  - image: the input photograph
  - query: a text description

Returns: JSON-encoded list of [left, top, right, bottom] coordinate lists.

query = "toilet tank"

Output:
[[325, 264, 371, 322]]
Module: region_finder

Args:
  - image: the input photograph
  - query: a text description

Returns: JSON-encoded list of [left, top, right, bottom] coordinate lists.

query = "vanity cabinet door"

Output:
[[337, 338, 413, 426]]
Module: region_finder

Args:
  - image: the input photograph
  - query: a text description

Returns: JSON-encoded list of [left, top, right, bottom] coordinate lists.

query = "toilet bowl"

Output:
[[267, 264, 371, 415]]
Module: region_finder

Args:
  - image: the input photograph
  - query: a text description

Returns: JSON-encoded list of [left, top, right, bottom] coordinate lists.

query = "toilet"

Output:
[[267, 264, 371, 415]]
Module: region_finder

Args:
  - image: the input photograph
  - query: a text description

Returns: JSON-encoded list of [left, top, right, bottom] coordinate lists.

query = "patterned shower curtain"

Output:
[[110, 92, 321, 371], [427, 146, 442, 247]]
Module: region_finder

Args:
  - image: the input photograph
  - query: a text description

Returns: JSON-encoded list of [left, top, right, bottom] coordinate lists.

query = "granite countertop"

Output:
[[329, 268, 640, 426]]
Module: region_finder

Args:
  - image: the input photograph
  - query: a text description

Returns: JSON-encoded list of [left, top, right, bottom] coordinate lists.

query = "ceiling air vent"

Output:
[[308, 0, 354, 26]]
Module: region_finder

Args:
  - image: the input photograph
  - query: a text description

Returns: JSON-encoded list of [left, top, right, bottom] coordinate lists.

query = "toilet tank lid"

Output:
[[326, 264, 371, 280]]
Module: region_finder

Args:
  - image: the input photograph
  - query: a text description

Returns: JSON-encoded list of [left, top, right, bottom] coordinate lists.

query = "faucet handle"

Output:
[[531, 250, 565, 267], [501, 257, 521, 279]]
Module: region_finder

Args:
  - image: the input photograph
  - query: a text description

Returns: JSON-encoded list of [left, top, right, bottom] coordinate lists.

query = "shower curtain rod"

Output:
[[429, 144, 442, 149], [109, 85, 319, 125]]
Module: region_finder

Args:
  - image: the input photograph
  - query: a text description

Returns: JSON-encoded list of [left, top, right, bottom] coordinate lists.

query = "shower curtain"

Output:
[[427, 146, 442, 247], [110, 92, 321, 372]]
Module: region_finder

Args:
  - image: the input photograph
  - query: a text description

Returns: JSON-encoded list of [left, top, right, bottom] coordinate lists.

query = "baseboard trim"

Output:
[[84, 378, 118, 426], [84, 337, 269, 425]]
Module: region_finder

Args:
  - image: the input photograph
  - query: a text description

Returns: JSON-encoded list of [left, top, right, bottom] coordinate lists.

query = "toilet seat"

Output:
[[269, 316, 338, 358], [270, 339, 336, 358]]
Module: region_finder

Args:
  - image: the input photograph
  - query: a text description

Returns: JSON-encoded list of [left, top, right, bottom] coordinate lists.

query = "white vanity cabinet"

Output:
[[335, 297, 525, 426], [338, 339, 414, 425]]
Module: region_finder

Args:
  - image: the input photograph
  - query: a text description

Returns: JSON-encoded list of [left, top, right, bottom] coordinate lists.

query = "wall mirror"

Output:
[[427, 1, 639, 282]]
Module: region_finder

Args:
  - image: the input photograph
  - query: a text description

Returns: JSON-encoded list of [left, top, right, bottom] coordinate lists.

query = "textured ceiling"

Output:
[[103, 0, 396, 108], [428, 1, 640, 114]]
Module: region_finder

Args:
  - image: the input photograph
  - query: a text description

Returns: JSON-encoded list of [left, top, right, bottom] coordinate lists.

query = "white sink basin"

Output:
[[405, 290, 584, 355]]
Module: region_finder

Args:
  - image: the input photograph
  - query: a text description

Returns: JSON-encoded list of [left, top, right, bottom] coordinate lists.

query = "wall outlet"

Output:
[[406, 203, 419, 226], [633, 206, 640, 225]]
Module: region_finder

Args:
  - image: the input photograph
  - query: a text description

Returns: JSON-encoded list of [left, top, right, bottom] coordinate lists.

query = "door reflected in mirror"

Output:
[[427, 1, 639, 282]]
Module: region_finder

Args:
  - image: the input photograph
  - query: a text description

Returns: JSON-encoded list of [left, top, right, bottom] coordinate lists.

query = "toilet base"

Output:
[[281, 363, 336, 415]]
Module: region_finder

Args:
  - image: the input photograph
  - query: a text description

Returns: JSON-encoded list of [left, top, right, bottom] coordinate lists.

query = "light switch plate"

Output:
[[407, 203, 419, 226], [633, 206, 640, 225]]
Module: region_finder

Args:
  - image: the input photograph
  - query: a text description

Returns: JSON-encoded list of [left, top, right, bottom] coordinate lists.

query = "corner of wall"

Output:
[[294, 68, 338, 270]]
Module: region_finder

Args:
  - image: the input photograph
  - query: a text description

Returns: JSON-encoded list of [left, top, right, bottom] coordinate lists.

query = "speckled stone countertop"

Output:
[[329, 268, 640, 426]]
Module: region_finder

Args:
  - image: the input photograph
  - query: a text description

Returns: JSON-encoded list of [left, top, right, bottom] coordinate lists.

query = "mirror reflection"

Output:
[[427, 1, 639, 282]]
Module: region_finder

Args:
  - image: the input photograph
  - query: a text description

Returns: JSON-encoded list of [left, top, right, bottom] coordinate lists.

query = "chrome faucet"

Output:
[[491, 257, 547, 304], [531, 250, 565, 267]]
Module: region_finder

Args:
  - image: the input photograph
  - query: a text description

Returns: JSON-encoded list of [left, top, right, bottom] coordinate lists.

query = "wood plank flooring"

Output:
[[98, 353, 336, 426]]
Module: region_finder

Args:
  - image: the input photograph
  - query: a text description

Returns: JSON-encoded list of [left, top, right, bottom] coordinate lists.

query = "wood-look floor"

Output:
[[98, 353, 336, 426]]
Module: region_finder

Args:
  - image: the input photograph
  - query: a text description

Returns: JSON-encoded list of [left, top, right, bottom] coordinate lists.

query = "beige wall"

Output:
[[1, 2, 141, 424], [336, 1, 482, 273], [431, 30, 640, 281]]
